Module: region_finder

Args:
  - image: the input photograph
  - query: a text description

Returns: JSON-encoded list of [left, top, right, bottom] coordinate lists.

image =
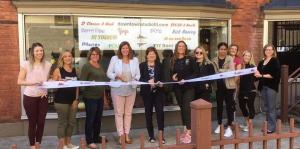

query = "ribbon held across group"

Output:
[[42, 67, 257, 89]]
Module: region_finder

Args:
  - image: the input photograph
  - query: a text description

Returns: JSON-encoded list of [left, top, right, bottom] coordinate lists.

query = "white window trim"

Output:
[[263, 18, 300, 46], [19, 13, 230, 119]]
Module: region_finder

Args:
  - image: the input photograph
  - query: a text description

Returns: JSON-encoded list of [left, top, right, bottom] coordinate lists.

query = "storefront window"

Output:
[[24, 15, 228, 114]]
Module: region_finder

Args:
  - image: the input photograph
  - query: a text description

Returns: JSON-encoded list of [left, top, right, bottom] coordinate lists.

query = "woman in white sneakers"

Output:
[[238, 50, 256, 132], [53, 50, 79, 149], [212, 42, 236, 137]]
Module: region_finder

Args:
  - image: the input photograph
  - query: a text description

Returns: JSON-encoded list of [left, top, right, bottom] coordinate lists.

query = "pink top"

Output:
[[233, 56, 242, 69], [21, 61, 51, 97]]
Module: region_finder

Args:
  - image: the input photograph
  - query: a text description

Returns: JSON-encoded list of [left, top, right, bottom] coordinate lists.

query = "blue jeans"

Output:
[[84, 98, 104, 144], [261, 86, 277, 132]]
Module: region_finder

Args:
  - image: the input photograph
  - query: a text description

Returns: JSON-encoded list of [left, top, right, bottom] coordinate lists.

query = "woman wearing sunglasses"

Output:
[[193, 46, 215, 101]]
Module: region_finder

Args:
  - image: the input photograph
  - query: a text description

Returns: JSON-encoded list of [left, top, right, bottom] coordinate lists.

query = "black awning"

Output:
[[265, 0, 300, 9]]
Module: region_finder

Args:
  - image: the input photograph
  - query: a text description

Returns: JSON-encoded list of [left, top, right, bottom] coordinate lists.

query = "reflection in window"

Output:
[[24, 15, 228, 113], [199, 20, 228, 59]]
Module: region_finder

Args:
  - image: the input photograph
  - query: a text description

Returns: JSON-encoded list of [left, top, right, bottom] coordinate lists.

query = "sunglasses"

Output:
[[195, 51, 203, 55]]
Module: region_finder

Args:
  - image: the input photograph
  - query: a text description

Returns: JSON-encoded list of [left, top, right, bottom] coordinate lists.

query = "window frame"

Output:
[[19, 13, 231, 119]]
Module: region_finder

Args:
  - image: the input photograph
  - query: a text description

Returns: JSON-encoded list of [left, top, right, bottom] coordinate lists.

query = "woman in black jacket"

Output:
[[255, 44, 280, 134], [193, 46, 215, 101], [139, 47, 164, 143], [238, 50, 256, 132], [172, 41, 197, 143]]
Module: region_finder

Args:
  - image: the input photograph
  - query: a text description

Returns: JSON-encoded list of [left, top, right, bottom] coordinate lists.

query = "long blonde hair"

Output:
[[194, 46, 211, 64], [57, 50, 73, 68], [241, 50, 256, 69]]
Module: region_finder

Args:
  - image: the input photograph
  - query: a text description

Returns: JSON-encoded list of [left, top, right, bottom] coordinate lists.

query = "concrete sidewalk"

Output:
[[1, 113, 300, 149]]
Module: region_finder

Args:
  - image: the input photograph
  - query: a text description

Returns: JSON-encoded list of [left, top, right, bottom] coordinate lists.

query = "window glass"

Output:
[[24, 15, 228, 113]]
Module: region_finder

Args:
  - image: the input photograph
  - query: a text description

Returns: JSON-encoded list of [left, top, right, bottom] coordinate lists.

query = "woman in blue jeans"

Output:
[[255, 43, 280, 134], [80, 47, 108, 148]]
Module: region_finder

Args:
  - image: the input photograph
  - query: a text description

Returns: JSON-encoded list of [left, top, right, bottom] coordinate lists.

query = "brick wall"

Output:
[[0, 0, 272, 122], [229, 0, 269, 63], [0, 0, 21, 122]]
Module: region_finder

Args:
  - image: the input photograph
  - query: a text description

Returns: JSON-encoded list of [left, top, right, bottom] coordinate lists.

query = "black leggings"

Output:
[[216, 89, 235, 126], [195, 89, 211, 102], [142, 91, 164, 138], [238, 91, 256, 119], [175, 87, 195, 129]]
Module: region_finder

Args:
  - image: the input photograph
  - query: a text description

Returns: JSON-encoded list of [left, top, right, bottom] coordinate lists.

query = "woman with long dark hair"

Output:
[[17, 43, 52, 149], [172, 41, 197, 143]]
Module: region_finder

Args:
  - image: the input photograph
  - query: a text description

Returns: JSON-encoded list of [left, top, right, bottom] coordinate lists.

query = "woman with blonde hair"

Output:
[[53, 50, 79, 149], [193, 46, 215, 101], [238, 50, 256, 132], [80, 47, 108, 148], [255, 44, 280, 134], [17, 43, 52, 149]]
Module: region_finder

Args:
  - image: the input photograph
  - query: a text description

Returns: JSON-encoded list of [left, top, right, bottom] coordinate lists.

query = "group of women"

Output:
[[17, 40, 280, 149]]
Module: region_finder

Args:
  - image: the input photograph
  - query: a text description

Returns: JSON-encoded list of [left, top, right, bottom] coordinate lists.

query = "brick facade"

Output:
[[0, 0, 273, 122], [229, 0, 269, 63], [0, 0, 21, 122]]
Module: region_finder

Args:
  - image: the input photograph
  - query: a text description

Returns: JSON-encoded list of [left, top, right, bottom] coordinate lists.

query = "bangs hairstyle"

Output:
[[87, 47, 101, 62], [229, 44, 239, 56], [57, 50, 73, 68], [28, 42, 45, 69], [241, 50, 256, 68], [145, 46, 160, 62], [117, 41, 134, 59], [263, 43, 277, 58], [194, 46, 209, 62]]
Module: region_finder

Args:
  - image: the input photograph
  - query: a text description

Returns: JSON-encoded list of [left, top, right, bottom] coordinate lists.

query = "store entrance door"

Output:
[[273, 21, 300, 74]]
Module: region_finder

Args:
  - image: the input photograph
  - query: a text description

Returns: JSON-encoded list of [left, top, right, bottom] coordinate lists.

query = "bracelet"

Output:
[[262, 74, 264, 78]]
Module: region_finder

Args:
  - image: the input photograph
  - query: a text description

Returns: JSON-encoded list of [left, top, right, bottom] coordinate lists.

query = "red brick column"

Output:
[[228, 0, 270, 63], [0, 0, 21, 122]]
